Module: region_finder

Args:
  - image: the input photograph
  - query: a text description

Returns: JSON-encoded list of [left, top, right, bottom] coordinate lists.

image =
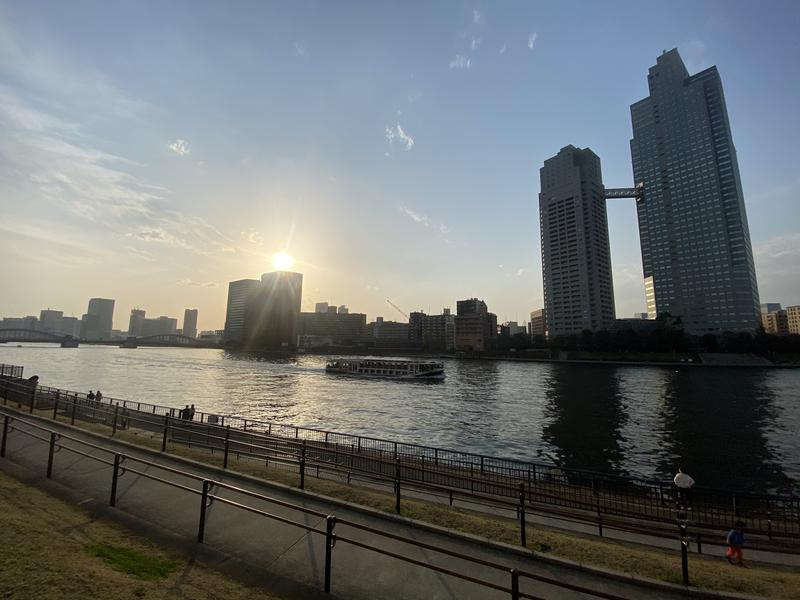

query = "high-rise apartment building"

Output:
[[223, 279, 261, 344], [787, 306, 800, 335], [244, 271, 303, 349], [183, 309, 198, 339], [141, 316, 178, 336], [762, 310, 789, 336], [630, 49, 760, 332], [539, 146, 615, 337], [81, 298, 115, 340], [529, 309, 546, 338], [128, 309, 146, 337], [39, 309, 63, 332]]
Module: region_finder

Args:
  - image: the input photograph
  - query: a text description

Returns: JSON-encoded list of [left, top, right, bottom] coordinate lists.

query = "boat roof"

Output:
[[328, 356, 441, 364]]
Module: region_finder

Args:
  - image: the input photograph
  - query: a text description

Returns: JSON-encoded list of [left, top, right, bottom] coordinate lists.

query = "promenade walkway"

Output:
[[0, 407, 744, 600]]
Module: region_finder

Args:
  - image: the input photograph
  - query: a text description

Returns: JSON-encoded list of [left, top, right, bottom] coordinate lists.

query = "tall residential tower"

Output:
[[630, 49, 760, 332], [539, 146, 615, 337]]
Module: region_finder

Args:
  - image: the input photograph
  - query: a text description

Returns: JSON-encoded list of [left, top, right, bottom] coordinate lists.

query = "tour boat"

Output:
[[325, 358, 445, 381]]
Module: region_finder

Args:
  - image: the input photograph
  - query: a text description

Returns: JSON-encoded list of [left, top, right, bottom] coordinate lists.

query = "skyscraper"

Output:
[[183, 308, 198, 339], [539, 146, 615, 337], [244, 271, 303, 349], [223, 279, 261, 345], [454, 298, 497, 351], [630, 49, 760, 332], [81, 298, 115, 340]]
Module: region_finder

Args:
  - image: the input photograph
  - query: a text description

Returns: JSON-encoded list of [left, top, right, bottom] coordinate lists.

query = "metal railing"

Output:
[[2, 374, 799, 544], [0, 364, 24, 378], [0, 408, 631, 599]]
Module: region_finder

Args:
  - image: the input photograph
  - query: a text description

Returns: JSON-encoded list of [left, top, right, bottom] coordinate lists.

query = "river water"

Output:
[[1, 344, 798, 494]]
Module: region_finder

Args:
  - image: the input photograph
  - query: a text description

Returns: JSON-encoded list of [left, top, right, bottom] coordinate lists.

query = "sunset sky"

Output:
[[1, 1, 799, 331]]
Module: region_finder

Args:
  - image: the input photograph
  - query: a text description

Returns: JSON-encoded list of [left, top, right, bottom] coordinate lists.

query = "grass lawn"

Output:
[[0, 470, 285, 600]]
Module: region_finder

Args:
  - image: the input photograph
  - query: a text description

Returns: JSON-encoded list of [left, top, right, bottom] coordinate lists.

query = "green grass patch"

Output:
[[85, 543, 179, 580]]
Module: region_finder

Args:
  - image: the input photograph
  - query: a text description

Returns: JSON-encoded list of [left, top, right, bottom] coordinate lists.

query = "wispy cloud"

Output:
[[176, 279, 218, 288], [516, 268, 526, 277], [528, 32, 538, 50], [399, 205, 430, 227], [471, 37, 481, 51], [499, 43, 507, 55], [472, 8, 484, 25], [294, 42, 306, 57], [168, 139, 190, 156], [449, 55, 472, 70], [385, 123, 415, 150], [240, 229, 264, 244]]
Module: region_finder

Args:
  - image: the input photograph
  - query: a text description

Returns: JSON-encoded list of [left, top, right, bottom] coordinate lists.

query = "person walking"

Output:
[[673, 466, 695, 509], [726, 521, 747, 566], [95, 390, 103, 402], [181, 405, 190, 419], [87, 390, 95, 400], [189, 404, 196, 421]]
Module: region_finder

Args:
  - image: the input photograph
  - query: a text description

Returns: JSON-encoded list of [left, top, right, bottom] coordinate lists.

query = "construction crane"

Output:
[[386, 299, 409, 320]]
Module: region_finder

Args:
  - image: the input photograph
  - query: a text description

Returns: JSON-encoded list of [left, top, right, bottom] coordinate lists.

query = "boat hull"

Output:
[[325, 368, 445, 382]]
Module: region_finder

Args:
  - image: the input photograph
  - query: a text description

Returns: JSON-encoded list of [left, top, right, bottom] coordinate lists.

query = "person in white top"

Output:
[[673, 466, 695, 509]]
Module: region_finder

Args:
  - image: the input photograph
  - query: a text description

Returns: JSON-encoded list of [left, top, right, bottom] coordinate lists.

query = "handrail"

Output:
[[2, 376, 799, 544], [0, 408, 630, 599]]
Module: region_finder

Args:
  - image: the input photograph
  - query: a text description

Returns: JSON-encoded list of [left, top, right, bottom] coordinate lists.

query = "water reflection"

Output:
[[541, 365, 627, 475], [656, 369, 792, 494]]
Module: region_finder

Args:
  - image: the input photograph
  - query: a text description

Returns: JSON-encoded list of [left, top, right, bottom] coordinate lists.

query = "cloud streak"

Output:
[[449, 55, 472, 70], [168, 139, 190, 156], [385, 123, 415, 150], [528, 32, 537, 50]]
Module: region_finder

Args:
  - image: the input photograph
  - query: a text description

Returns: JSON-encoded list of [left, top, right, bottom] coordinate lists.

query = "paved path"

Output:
[[0, 408, 750, 600]]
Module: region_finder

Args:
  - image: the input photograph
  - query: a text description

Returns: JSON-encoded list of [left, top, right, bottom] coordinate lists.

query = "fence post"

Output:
[[46, 432, 56, 478], [0, 415, 9, 457], [767, 499, 773, 540], [678, 516, 689, 586], [596, 493, 603, 537], [198, 480, 210, 543], [510, 569, 520, 600], [161, 415, 169, 452], [29, 385, 37, 414], [223, 425, 231, 469], [110, 454, 121, 506], [324, 515, 336, 593], [299, 441, 306, 489], [395, 458, 401, 515], [71, 396, 77, 425], [53, 395, 60, 421], [111, 405, 120, 436], [519, 482, 527, 547], [696, 533, 702, 555]]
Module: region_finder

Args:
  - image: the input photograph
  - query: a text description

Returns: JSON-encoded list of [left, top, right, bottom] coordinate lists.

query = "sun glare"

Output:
[[272, 252, 294, 271]]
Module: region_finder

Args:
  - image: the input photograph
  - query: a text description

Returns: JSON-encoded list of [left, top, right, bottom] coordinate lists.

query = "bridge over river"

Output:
[[0, 328, 218, 348]]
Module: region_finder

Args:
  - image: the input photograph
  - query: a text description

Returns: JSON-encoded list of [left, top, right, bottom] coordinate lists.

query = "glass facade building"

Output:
[[630, 49, 760, 332]]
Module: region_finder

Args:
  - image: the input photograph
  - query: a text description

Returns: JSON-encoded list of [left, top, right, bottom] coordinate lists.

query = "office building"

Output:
[[128, 309, 146, 337], [0, 316, 39, 330], [299, 307, 366, 344], [630, 49, 760, 332], [503, 321, 527, 337], [183, 308, 198, 339], [368, 317, 410, 346], [223, 279, 261, 344], [455, 298, 497, 352], [315, 302, 329, 313], [540, 146, 615, 337], [787, 306, 800, 335], [39, 309, 63, 333], [421, 309, 456, 350], [762, 310, 789, 336], [529, 309, 546, 338], [141, 316, 178, 337], [244, 271, 303, 349], [60, 316, 81, 338], [81, 298, 115, 340], [761, 303, 782, 316], [631, 312, 649, 320]]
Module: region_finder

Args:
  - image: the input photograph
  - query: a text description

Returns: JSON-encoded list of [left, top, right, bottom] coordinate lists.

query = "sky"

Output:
[[1, 1, 799, 332]]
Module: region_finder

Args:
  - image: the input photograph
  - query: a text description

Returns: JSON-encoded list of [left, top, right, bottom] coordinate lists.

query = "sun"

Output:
[[271, 252, 294, 271]]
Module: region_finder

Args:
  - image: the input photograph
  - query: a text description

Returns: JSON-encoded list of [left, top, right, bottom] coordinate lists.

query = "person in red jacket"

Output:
[[726, 520, 746, 566]]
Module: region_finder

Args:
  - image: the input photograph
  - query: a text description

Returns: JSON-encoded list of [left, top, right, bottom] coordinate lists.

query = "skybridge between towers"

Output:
[[604, 182, 644, 201]]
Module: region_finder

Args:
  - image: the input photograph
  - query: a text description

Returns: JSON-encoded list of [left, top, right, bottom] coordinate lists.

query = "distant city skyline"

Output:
[[1, 1, 799, 330]]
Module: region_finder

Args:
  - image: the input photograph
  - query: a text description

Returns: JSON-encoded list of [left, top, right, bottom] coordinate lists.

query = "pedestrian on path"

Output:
[[726, 520, 747, 566], [673, 466, 695, 509], [96, 390, 103, 402], [189, 404, 196, 421], [87, 390, 95, 400], [180, 404, 190, 419]]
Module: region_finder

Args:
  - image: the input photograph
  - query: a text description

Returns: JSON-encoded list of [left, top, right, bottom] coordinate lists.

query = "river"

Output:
[[1, 343, 798, 493]]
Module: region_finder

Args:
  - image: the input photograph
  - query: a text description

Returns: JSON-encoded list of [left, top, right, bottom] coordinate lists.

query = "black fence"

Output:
[[2, 373, 799, 545], [0, 364, 24, 378], [0, 408, 632, 599]]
